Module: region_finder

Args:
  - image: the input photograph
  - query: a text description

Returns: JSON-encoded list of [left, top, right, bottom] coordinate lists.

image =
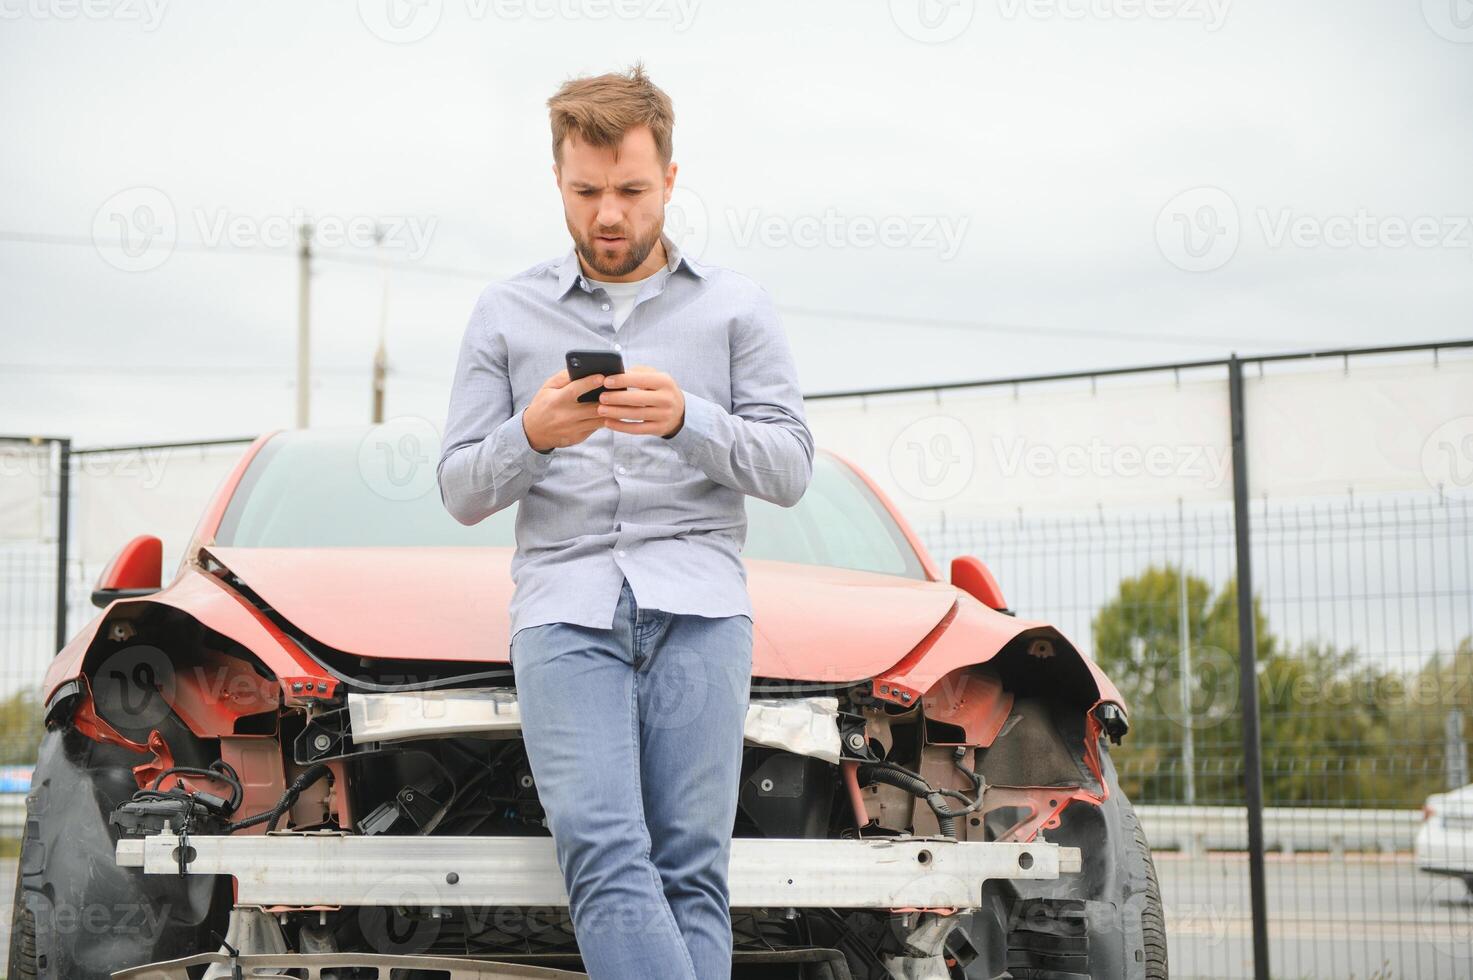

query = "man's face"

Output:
[[554, 124, 676, 281]]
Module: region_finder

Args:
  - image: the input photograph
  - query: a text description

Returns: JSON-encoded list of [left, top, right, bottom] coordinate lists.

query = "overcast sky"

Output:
[[2, 0, 1471, 445]]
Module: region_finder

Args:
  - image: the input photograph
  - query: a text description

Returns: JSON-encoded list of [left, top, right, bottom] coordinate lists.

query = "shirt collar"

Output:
[[555, 230, 706, 300]]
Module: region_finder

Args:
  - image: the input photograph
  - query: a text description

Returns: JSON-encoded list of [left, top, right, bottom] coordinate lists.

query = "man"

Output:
[[436, 62, 815, 979]]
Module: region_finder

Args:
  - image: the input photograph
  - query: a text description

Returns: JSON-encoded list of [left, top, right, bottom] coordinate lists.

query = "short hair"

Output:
[[547, 61, 674, 168]]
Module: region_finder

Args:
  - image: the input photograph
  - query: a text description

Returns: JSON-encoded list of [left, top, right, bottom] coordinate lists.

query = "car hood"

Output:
[[205, 546, 962, 682]]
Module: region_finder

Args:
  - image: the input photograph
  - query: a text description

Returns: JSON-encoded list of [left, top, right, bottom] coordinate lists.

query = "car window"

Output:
[[742, 456, 927, 580], [215, 428, 928, 580]]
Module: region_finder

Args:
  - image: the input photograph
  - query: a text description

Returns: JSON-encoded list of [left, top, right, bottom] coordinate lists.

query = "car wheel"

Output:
[[13, 727, 228, 980], [1130, 799, 1169, 979], [964, 727, 1170, 979], [8, 856, 39, 979]]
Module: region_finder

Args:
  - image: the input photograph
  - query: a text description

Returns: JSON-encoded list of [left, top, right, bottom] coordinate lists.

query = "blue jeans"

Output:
[[510, 577, 754, 980]]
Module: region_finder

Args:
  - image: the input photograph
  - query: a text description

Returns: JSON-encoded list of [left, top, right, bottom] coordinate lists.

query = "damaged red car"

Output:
[[13, 424, 1167, 979]]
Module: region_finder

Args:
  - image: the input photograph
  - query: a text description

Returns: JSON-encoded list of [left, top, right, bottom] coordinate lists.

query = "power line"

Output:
[[0, 231, 287, 257], [2, 228, 1308, 348]]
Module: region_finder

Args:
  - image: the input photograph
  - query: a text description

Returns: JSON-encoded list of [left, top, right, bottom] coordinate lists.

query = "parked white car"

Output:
[[1416, 783, 1473, 891]]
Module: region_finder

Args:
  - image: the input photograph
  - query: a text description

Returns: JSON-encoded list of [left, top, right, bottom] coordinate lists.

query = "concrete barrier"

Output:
[[1137, 804, 1423, 856]]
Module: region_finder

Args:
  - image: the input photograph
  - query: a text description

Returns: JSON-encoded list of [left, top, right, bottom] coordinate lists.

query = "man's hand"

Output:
[[597, 365, 686, 438], [522, 369, 608, 452]]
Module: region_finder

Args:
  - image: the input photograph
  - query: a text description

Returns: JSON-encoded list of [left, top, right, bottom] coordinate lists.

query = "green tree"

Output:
[[1092, 564, 1274, 804], [0, 687, 43, 768], [1093, 563, 1472, 808]]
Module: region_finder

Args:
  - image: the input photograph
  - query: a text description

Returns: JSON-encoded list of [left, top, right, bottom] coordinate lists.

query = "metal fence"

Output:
[[3, 340, 1472, 979], [916, 492, 1473, 978]]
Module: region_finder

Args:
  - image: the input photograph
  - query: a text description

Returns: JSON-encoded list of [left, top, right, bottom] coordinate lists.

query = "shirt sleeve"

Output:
[[437, 287, 555, 526], [663, 284, 815, 507]]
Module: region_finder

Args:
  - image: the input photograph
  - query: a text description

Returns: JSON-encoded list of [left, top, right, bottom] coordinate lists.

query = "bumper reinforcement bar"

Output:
[[117, 832, 1081, 909]]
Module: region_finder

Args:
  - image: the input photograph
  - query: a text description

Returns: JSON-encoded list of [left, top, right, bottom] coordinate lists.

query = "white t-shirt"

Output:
[[587, 272, 656, 331]]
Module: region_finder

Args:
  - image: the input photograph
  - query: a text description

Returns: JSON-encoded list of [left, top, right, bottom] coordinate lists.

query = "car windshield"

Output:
[[214, 427, 929, 581]]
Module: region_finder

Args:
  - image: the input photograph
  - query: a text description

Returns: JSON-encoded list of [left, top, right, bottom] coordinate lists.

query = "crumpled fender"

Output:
[[869, 593, 1127, 717], [42, 562, 324, 710]]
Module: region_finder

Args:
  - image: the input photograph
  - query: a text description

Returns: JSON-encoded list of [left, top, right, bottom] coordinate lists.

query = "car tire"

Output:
[[8, 856, 40, 979], [1129, 796, 1169, 979], [12, 727, 227, 980], [965, 733, 1169, 980]]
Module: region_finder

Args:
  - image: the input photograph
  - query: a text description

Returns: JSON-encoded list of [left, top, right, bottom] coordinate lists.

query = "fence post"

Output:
[[54, 437, 72, 655], [1228, 355, 1270, 980]]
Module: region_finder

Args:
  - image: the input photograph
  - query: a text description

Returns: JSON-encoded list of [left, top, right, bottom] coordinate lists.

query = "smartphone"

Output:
[[565, 349, 626, 404]]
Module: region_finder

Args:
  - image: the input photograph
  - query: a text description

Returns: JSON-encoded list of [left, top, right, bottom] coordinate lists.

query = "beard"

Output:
[[569, 215, 663, 279]]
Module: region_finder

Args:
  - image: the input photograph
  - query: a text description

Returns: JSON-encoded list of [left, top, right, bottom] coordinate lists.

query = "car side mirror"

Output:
[[92, 535, 164, 609], [951, 556, 1011, 614]]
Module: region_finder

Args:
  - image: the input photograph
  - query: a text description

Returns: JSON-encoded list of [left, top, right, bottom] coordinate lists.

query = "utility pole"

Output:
[[296, 221, 314, 429], [371, 224, 390, 424]]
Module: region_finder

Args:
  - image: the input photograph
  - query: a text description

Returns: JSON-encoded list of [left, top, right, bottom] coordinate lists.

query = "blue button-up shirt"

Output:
[[437, 233, 816, 639]]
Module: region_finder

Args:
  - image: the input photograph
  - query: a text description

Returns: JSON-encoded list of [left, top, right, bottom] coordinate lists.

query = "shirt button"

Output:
[[618, 550, 627, 557], [613, 343, 621, 350], [617, 466, 627, 474], [601, 303, 611, 311]]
